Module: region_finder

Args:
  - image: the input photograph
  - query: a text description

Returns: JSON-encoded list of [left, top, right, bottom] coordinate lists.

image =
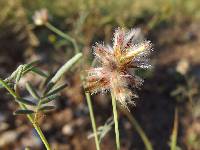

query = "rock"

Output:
[[62, 124, 74, 136], [124, 121, 132, 130], [0, 122, 9, 132], [21, 130, 42, 148], [0, 112, 7, 122], [0, 113, 9, 132], [0, 130, 19, 147], [52, 109, 73, 125], [51, 142, 71, 150]]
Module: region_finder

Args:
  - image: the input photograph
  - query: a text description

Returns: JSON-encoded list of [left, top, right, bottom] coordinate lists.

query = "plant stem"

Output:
[[45, 22, 79, 54], [111, 92, 120, 150], [32, 121, 51, 150], [0, 79, 51, 150], [85, 92, 100, 150], [20, 103, 51, 150], [121, 108, 153, 150], [170, 108, 178, 150]]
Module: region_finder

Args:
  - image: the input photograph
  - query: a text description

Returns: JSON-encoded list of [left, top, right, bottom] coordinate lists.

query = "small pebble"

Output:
[[62, 124, 74, 136], [0, 130, 19, 147]]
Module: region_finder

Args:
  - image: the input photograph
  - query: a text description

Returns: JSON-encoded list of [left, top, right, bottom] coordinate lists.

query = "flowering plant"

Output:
[[86, 28, 152, 109]]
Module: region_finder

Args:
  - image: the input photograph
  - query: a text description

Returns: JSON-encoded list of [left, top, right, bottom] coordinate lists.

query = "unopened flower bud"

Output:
[[33, 8, 48, 26], [176, 59, 189, 75]]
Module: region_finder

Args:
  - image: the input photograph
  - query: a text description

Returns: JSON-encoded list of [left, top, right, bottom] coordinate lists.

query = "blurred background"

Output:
[[0, 0, 200, 149]]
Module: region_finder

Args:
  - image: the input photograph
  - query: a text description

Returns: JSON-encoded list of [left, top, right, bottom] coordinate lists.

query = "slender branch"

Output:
[[170, 108, 178, 150], [85, 92, 100, 150], [45, 22, 79, 54], [111, 92, 120, 150], [120, 108, 153, 150], [32, 121, 51, 150], [0, 79, 51, 150]]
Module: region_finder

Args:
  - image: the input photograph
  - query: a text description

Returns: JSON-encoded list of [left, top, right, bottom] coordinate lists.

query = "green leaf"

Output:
[[88, 117, 114, 143], [15, 65, 24, 82], [44, 74, 54, 87], [0, 79, 17, 98], [23, 65, 35, 76], [4, 65, 24, 82], [46, 82, 68, 97], [31, 67, 48, 78], [38, 105, 56, 112], [41, 94, 59, 104], [23, 60, 41, 72], [14, 109, 35, 115], [44, 82, 55, 95], [42, 74, 55, 94], [44, 53, 82, 93], [16, 98, 37, 106], [25, 60, 41, 69], [26, 82, 40, 100], [23, 65, 48, 78], [49, 53, 82, 84]]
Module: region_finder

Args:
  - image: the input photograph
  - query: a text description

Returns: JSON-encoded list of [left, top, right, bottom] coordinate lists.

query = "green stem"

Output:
[[32, 121, 51, 150], [121, 108, 153, 150], [0, 79, 51, 150], [170, 108, 178, 150], [111, 92, 120, 150], [85, 93, 100, 150], [45, 22, 79, 54]]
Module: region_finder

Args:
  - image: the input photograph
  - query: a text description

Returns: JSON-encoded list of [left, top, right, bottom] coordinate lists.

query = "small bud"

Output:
[[33, 8, 48, 26], [176, 59, 189, 75]]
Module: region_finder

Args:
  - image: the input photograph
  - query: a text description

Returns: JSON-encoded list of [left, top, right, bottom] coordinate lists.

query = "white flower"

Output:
[[176, 59, 189, 75], [33, 8, 48, 26]]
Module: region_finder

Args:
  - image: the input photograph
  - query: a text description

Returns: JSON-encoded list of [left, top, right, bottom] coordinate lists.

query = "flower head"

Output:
[[33, 8, 48, 26], [85, 28, 152, 109]]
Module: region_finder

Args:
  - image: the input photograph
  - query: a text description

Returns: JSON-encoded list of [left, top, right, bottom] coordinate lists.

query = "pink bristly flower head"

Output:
[[85, 27, 153, 109]]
